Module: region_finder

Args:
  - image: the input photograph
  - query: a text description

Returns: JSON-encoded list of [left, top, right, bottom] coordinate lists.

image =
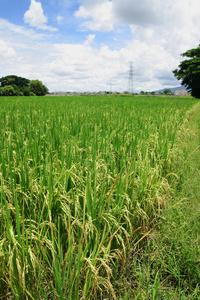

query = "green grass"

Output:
[[0, 95, 199, 299], [117, 101, 200, 299]]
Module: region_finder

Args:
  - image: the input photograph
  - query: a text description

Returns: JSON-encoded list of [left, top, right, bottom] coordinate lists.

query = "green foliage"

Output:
[[163, 88, 172, 94], [30, 79, 48, 96], [0, 75, 48, 96], [0, 75, 30, 88], [173, 44, 200, 98], [0, 85, 15, 96]]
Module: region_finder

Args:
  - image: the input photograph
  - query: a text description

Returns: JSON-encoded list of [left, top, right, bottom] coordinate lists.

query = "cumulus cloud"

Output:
[[76, 0, 200, 32], [0, 40, 16, 60], [24, 0, 57, 31], [75, 1, 115, 32], [75, 0, 200, 52], [46, 32, 129, 91], [112, 0, 160, 26], [48, 33, 181, 92], [75, 0, 161, 31]]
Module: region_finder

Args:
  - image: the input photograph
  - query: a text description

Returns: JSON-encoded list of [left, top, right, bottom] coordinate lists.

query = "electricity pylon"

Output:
[[127, 61, 134, 94]]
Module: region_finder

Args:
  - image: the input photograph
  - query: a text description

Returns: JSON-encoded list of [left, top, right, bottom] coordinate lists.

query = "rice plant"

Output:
[[0, 95, 198, 299]]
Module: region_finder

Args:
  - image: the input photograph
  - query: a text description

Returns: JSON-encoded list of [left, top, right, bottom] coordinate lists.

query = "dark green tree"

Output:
[[0, 75, 48, 96], [0, 85, 15, 96], [30, 80, 48, 96], [173, 44, 200, 98], [0, 75, 30, 88], [163, 89, 172, 95]]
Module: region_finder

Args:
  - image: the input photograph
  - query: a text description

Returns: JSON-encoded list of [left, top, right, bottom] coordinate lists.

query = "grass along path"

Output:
[[118, 101, 200, 299]]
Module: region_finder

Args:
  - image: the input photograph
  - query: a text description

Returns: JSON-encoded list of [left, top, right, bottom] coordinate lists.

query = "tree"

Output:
[[0, 75, 30, 89], [0, 75, 48, 96], [173, 44, 200, 98], [0, 85, 15, 96], [163, 89, 171, 95], [30, 80, 48, 96]]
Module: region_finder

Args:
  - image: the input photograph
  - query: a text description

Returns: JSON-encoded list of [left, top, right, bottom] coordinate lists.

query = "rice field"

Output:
[[0, 95, 198, 299]]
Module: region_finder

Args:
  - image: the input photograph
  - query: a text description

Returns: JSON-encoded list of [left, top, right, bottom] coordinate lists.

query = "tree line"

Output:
[[0, 75, 48, 96]]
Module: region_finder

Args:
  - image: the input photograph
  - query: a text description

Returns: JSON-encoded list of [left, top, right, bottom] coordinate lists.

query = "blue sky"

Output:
[[1, 0, 200, 92]]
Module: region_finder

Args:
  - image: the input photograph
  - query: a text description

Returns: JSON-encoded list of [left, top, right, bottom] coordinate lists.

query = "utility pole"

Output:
[[127, 61, 134, 94]]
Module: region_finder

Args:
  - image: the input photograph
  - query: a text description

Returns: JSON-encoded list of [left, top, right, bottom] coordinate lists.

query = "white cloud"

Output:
[[84, 34, 95, 46], [0, 18, 45, 40], [0, 19, 183, 93], [24, 0, 57, 31], [0, 19, 53, 84], [75, 0, 200, 54], [75, 0, 160, 31], [0, 40, 16, 60], [57, 15, 63, 24], [48, 35, 180, 92], [49, 39, 128, 91], [112, 0, 160, 26], [75, 1, 115, 32], [76, 0, 200, 34]]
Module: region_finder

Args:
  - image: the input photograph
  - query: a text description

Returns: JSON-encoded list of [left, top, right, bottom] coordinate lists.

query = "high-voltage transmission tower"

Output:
[[127, 61, 134, 94]]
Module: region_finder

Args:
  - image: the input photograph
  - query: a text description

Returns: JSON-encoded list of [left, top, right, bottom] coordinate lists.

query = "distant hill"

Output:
[[155, 86, 187, 93]]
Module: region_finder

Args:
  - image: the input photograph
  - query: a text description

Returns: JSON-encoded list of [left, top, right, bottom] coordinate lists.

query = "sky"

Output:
[[0, 0, 200, 92]]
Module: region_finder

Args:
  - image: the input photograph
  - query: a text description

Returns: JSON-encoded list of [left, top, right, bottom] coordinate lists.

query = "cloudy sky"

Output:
[[0, 0, 200, 92]]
